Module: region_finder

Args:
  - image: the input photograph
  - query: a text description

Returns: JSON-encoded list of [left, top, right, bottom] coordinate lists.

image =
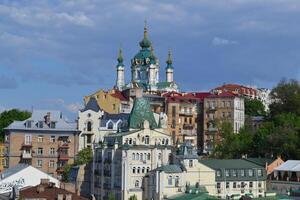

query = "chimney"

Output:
[[45, 112, 51, 124], [66, 194, 72, 200], [57, 194, 64, 200]]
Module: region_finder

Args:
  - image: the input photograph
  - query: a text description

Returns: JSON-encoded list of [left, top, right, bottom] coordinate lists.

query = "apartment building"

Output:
[[199, 159, 267, 199], [4, 110, 80, 179], [0, 143, 5, 172], [203, 92, 244, 154], [164, 92, 200, 147], [84, 89, 131, 114]]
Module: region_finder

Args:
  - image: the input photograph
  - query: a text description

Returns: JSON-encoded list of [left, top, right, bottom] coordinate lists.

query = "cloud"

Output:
[[66, 103, 83, 113], [0, 76, 18, 89], [40, 98, 83, 113], [212, 37, 238, 46]]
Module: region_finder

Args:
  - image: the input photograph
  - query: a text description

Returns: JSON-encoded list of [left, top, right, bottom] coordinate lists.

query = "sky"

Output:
[[0, 0, 300, 120]]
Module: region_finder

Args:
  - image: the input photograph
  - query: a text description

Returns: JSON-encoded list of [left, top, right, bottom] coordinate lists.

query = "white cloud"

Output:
[[66, 102, 83, 113], [212, 37, 238, 46]]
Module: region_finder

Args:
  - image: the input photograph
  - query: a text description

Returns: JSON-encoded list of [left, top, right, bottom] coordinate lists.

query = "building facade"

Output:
[[199, 159, 267, 199], [4, 110, 80, 179], [203, 92, 245, 154]]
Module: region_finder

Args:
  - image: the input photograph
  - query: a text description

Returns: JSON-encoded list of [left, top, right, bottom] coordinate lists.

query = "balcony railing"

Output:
[[58, 153, 69, 160], [179, 111, 193, 116], [181, 130, 197, 136], [183, 124, 194, 130], [58, 142, 69, 149], [22, 142, 32, 148]]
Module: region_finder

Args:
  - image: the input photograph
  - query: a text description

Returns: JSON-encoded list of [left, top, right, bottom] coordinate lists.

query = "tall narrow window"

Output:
[[87, 121, 92, 132], [168, 176, 172, 185]]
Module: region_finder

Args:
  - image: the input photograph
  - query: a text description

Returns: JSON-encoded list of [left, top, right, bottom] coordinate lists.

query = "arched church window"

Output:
[[107, 122, 114, 129], [87, 121, 92, 132], [135, 180, 139, 187], [145, 136, 150, 144]]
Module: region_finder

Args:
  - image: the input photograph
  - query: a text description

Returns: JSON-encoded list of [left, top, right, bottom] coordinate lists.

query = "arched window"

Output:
[[142, 167, 145, 173], [135, 180, 139, 187], [136, 153, 140, 160], [132, 153, 135, 160], [129, 138, 132, 145], [132, 167, 136, 174], [137, 167, 140, 173], [87, 121, 92, 132], [162, 139, 165, 145], [166, 139, 169, 145], [140, 154, 143, 161], [168, 176, 172, 185], [107, 121, 114, 129], [175, 176, 179, 186], [144, 153, 147, 160], [145, 136, 150, 144], [146, 167, 150, 173], [147, 153, 151, 160]]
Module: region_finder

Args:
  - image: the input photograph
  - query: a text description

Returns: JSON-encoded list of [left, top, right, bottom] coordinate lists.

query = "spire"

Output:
[[166, 49, 173, 69], [149, 45, 156, 64], [139, 21, 151, 49], [117, 48, 124, 67]]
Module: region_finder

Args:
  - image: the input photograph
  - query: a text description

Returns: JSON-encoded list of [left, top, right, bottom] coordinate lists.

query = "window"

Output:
[[258, 182, 262, 188], [168, 176, 172, 185], [232, 170, 237, 177], [49, 160, 55, 168], [49, 148, 55, 155], [241, 182, 245, 188], [137, 167, 140, 173], [217, 182, 221, 189], [249, 182, 253, 188], [233, 182, 236, 188], [147, 153, 151, 160], [112, 104, 116, 110], [25, 134, 31, 145], [225, 169, 230, 177], [249, 169, 254, 177], [140, 154, 143, 161], [136, 153, 139, 160], [5, 135, 8, 142], [50, 122, 56, 129], [146, 167, 150, 173], [135, 180, 139, 188], [132, 153, 135, 160], [108, 122, 113, 129], [87, 121, 92, 132], [38, 121, 43, 128], [175, 176, 179, 186], [37, 160, 42, 167], [226, 182, 229, 188], [132, 167, 136, 174], [38, 135, 44, 143], [50, 136, 55, 143], [129, 138, 132, 145], [145, 136, 150, 144], [172, 106, 176, 117], [241, 169, 245, 177], [216, 170, 221, 177], [37, 148, 43, 155], [257, 169, 262, 176], [27, 121, 32, 128], [87, 135, 92, 143], [189, 160, 193, 167], [142, 167, 145, 173]]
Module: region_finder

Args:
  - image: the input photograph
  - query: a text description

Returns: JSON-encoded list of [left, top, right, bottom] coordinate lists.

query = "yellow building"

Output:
[[84, 88, 130, 114], [0, 143, 5, 172]]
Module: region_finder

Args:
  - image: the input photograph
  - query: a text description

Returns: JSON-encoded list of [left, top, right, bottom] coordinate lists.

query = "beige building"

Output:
[[84, 89, 131, 114], [4, 110, 80, 179], [164, 92, 200, 147], [203, 92, 244, 154]]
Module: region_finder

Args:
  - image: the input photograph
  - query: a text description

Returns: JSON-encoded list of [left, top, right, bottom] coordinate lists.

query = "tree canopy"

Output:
[[214, 79, 300, 160], [74, 147, 93, 165], [244, 98, 266, 116], [0, 109, 31, 141]]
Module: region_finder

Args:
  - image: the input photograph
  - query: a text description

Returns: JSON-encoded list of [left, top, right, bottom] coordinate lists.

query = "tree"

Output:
[[269, 79, 300, 117], [0, 109, 31, 141], [62, 164, 72, 182], [129, 195, 137, 200], [244, 98, 266, 116], [108, 193, 115, 200], [74, 147, 93, 165]]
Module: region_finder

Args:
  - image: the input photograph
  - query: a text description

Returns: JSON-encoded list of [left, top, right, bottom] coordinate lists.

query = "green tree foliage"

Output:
[[108, 193, 116, 200], [74, 147, 93, 165], [0, 109, 31, 141], [244, 98, 266, 116], [62, 164, 72, 182], [129, 195, 137, 200], [214, 79, 300, 160]]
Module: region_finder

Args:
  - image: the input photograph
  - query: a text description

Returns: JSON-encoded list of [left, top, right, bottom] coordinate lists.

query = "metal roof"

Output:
[[275, 160, 300, 172]]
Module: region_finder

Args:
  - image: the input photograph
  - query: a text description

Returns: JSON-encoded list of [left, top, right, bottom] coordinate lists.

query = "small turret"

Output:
[[116, 48, 125, 90], [166, 50, 174, 83]]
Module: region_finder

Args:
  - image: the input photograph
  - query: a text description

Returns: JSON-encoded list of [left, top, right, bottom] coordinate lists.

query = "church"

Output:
[[115, 23, 179, 93]]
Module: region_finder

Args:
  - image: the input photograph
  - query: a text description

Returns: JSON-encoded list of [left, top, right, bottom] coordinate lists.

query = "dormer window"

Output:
[[27, 121, 32, 128], [38, 121, 43, 128], [50, 122, 56, 129], [107, 122, 113, 130]]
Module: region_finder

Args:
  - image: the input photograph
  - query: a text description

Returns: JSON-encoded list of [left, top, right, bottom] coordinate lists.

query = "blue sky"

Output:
[[0, 0, 300, 120]]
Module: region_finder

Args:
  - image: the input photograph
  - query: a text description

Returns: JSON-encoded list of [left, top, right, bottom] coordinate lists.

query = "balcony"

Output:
[[58, 153, 69, 161], [22, 151, 32, 159], [208, 127, 218, 132], [21, 142, 32, 148], [179, 111, 193, 116], [181, 130, 197, 136], [208, 106, 217, 111], [183, 123, 194, 130], [58, 142, 69, 149]]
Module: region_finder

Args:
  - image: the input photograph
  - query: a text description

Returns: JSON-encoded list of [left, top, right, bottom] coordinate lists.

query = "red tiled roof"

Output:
[[206, 91, 237, 98], [111, 90, 128, 101], [19, 184, 88, 200], [191, 92, 211, 100]]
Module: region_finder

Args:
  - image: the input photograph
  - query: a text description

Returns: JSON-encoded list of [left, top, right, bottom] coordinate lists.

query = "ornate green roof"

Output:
[[128, 97, 158, 129], [116, 48, 124, 67], [139, 23, 152, 49], [166, 49, 173, 69], [156, 82, 173, 89]]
